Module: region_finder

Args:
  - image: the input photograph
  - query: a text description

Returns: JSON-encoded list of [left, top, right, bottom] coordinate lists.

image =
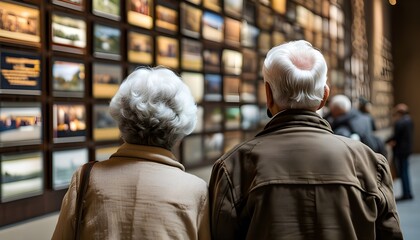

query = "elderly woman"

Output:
[[52, 67, 210, 239]]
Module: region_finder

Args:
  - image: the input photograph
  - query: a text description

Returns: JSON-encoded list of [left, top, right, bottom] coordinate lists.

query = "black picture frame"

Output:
[[92, 62, 122, 99], [93, 104, 119, 141], [51, 12, 87, 54], [0, 50, 41, 95], [52, 58, 85, 98], [52, 148, 88, 190], [1, 151, 43, 203], [93, 23, 121, 60], [0, 102, 42, 147], [52, 103, 87, 143], [0, 1, 41, 47], [92, 0, 121, 21], [127, 0, 153, 29]]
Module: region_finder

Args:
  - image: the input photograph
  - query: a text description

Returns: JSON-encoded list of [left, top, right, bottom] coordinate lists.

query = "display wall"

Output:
[[0, 0, 351, 226]]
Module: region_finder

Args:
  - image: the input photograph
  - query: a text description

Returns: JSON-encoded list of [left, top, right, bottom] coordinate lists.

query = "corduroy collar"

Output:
[[110, 143, 185, 171], [256, 109, 333, 137]]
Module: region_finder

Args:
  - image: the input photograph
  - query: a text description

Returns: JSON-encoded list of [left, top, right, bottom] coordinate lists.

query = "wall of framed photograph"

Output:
[[0, 0, 392, 227]]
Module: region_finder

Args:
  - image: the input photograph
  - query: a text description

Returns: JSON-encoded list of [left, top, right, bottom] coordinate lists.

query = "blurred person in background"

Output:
[[358, 97, 377, 131], [387, 103, 415, 201], [52, 67, 210, 240], [209, 40, 402, 239], [328, 95, 386, 156]]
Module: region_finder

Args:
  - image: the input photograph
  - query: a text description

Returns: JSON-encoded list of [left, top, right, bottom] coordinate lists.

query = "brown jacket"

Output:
[[209, 110, 402, 240], [52, 143, 210, 240]]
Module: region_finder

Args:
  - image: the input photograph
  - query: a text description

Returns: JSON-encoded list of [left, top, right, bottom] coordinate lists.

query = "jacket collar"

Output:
[[110, 143, 185, 171], [256, 109, 333, 137]]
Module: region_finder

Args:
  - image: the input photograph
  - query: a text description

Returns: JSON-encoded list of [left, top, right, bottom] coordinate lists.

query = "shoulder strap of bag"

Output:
[[74, 161, 97, 240]]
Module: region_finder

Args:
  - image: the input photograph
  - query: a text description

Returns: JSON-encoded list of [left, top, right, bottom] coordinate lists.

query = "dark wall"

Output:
[[391, 0, 420, 152]]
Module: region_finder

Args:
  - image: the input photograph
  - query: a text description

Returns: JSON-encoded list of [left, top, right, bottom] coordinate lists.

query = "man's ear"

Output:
[[317, 85, 330, 110], [265, 82, 274, 108]]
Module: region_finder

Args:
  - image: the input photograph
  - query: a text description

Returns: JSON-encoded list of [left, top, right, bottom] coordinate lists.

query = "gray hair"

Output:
[[109, 67, 197, 150], [262, 40, 328, 109], [330, 94, 352, 113]]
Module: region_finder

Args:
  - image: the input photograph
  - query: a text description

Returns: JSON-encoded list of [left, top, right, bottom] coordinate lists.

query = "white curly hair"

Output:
[[262, 40, 328, 109], [109, 67, 197, 150]]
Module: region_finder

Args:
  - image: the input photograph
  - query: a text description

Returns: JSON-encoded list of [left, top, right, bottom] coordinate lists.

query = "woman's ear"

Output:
[[318, 85, 330, 110]]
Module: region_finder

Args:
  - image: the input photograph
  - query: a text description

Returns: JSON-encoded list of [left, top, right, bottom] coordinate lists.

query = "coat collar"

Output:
[[110, 143, 185, 171], [256, 109, 333, 137]]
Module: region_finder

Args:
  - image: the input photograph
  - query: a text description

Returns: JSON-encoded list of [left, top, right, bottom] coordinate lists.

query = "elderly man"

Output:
[[327, 94, 386, 156], [209, 40, 402, 239]]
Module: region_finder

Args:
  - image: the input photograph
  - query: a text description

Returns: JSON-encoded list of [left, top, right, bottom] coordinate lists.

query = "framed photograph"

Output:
[[242, 49, 258, 78], [51, 13, 86, 54], [53, 103, 86, 143], [156, 36, 178, 69], [244, 1, 255, 24], [95, 144, 120, 161], [225, 106, 240, 130], [53, 0, 84, 11], [93, 24, 121, 60], [204, 0, 221, 13], [204, 105, 222, 132], [258, 5, 274, 31], [241, 80, 257, 103], [52, 59, 85, 98], [0, 51, 41, 95], [223, 76, 240, 102], [225, 18, 241, 47], [92, 63, 122, 99], [224, 131, 241, 153], [181, 72, 204, 103], [202, 11, 224, 43], [204, 74, 222, 101], [272, 31, 286, 46], [182, 135, 203, 166], [186, 0, 201, 5], [241, 105, 260, 130], [258, 32, 271, 55], [93, 0, 121, 20], [180, 3, 202, 39], [156, 5, 178, 33], [128, 31, 153, 65], [241, 22, 259, 48], [93, 104, 119, 141], [1, 152, 43, 202], [127, 0, 153, 29], [52, 148, 88, 190], [260, 0, 270, 6], [193, 106, 203, 133], [272, 0, 287, 14], [0, 1, 40, 47], [203, 48, 220, 73], [0, 102, 42, 147], [224, 0, 243, 18], [222, 50, 242, 75], [204, 133, 223, 160], [181, 38, 203, 71], [286, 1, 297, 21]]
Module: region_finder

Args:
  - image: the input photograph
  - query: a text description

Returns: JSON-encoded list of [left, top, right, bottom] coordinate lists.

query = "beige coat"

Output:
[[210, 109, 402, 240], [52, 143, 210, 240]]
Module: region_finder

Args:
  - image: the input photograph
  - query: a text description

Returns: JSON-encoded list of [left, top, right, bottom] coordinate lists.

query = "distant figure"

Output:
[[52, 67, 210, 240], [328, 95, 386, 155], [387, 103, 415, 201], [359, 97, 377, 131], [209, 40, 402, 239]]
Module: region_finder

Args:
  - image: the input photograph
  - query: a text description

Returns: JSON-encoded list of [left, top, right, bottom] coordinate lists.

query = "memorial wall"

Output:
[[0, 0, 362, 226]]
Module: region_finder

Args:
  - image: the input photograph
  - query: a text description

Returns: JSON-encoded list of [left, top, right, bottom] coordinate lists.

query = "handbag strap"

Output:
[[74, 161, 97, 240]]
